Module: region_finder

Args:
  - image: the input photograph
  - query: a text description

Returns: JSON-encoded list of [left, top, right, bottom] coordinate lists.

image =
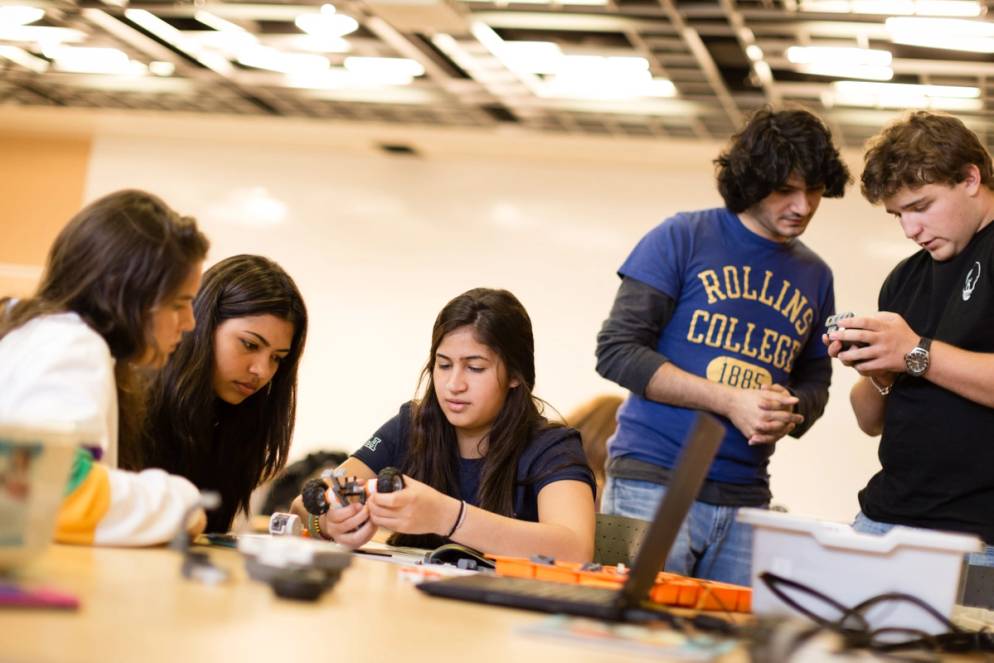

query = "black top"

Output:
[[859, 221, 994, 543], [352, 402, 596, 522]]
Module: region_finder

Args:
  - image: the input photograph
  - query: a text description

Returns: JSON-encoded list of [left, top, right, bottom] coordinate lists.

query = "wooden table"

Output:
[[0, 543, 745, 663], [8, 543, 983, 662]]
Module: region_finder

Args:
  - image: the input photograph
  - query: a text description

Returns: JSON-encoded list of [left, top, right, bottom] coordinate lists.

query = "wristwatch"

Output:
[[904, 337, 932, 377]]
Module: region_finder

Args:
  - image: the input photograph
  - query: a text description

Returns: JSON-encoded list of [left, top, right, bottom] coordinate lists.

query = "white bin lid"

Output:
[[737, 508, 982, 554]]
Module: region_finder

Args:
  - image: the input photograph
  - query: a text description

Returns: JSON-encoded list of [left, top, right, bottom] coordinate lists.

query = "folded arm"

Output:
[[596, 277, 803, 444]]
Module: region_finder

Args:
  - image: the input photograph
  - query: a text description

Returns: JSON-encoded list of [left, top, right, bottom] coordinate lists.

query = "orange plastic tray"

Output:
[[490, 555, 751, 613]]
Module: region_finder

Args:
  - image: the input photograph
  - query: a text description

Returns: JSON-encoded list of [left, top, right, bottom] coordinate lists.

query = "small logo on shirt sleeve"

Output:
[[963, 261, 981, 301], [363, 436, 382, 452]]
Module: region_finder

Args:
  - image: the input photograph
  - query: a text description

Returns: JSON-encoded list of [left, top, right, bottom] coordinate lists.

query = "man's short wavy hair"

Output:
[[861, 111, 994, 205], [715, 108, 851, 213]]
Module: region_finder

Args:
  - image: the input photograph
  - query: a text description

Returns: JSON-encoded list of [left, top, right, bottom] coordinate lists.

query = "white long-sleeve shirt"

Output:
[[0, 312, 199, 545]]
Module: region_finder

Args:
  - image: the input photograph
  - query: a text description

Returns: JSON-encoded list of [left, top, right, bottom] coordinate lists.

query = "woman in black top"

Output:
[[292, 288, 595, 562], [128, 255, 307, 532]]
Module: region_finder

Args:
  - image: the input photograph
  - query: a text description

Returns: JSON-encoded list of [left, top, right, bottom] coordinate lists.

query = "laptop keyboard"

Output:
[[448, 574, 618, 604]]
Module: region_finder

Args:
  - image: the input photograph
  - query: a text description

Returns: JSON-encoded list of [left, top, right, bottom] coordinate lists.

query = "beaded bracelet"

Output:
[[309, 513, 331, 540]]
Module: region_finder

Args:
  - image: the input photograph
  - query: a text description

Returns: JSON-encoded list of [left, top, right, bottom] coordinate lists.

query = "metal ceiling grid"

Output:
[[1, 0, 993, 146]]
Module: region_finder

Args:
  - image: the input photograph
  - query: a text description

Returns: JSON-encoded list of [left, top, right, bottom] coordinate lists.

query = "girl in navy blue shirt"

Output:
[[292, 288, 595, 562]]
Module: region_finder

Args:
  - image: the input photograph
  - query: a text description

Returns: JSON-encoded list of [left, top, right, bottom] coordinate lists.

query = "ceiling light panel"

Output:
[[799, 0, 981, 16], [44, 45, 147, 76], [786, 46, 893, 80], [825, 80, 982, 111], [886, 17, 994, 52], [295, 5, 359, 39], [0, 5, 44, 26]]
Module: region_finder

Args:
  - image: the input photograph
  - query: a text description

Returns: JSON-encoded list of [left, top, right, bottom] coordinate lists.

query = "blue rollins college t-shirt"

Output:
[[610, 208, 835, 485]]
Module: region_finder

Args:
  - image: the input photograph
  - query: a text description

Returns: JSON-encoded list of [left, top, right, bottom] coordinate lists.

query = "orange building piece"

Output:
[[489, 556, 751, 613]]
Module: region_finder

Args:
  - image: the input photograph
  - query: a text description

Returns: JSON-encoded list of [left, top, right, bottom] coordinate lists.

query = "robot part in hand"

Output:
[[329, 469, 367, 508], [301, 470, 368, 516], [301, 467, 405, 517], [377, 466, 405, 493], [301, 478, 331, 516], [825, 312, 866, 352]]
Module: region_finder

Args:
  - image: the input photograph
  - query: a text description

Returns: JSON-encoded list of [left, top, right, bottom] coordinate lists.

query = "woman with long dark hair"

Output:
[[291, 288, 595, 562], [132, 254, 307, 532], [0, 189, 210, 545]]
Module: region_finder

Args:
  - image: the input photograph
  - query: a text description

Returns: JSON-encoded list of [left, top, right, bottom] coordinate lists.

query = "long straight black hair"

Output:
[[130, 255, 307, 531], [0, 189, 209, 449], [404, 288, 551, 519]]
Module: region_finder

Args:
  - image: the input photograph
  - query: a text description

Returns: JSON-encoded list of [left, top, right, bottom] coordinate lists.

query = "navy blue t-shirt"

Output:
[[352, 402, 596, 521], [609, 208, 835, 485]]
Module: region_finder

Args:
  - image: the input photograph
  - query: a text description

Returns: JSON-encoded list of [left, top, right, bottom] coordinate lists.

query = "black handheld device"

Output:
[[825, 312, 866, 352]]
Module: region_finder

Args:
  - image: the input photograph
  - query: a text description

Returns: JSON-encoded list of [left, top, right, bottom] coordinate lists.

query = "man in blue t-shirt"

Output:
[[595, 108, 851, 586]]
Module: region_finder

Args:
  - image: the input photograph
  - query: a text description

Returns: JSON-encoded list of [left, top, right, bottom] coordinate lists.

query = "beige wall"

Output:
[[0, 132, 91, 296], [75, 110, 905, 523], [0, 106, 912, 523]]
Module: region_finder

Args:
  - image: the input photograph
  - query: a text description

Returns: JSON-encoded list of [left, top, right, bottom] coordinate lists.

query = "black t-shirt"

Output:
[[352, 402, 596, 522], [859, 221, 994, 543]]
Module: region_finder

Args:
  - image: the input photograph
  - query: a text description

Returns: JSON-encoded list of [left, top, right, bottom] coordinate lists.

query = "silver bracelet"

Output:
[[869, 376, 892, 396]]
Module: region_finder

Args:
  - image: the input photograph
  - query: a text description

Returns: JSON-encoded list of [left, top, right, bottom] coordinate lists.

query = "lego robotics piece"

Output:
[[377, 466, 405, 494], [301, 478, 330, 516], [329, 475, 366, 507], [825, 311, 865, 352], [304, 468, 398, 517], [269, 512, 302, 536], [825, 311, 854, 335]]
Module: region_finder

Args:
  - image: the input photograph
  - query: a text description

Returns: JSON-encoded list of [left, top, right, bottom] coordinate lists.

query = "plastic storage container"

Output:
[[738, 508, 982, 634]]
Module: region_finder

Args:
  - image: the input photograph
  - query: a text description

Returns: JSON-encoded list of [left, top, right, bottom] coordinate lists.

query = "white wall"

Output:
[[80, 115, 917, 522]]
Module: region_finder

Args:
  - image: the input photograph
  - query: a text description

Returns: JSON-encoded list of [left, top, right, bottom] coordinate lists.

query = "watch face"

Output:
[[905, 347, 929, 376]]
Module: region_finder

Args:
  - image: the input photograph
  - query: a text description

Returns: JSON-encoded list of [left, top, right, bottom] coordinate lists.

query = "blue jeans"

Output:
[[601, 476, 758, 587], [852, 511, 994, 567]]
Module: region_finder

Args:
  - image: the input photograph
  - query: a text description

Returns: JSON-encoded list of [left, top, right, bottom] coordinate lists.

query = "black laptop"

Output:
[[417, 412, 726, 622]]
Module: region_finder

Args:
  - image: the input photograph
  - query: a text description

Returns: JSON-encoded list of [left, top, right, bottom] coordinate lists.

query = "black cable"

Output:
[[759, 571, 994, 655], [760, 571, 871, 635]]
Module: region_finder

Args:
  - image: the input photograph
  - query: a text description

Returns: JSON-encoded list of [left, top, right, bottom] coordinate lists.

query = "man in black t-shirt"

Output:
[[826, 111, 994, 564]]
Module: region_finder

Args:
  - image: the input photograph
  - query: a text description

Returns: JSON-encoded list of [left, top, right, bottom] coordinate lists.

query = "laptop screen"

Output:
[[616, 412, 725, 609]]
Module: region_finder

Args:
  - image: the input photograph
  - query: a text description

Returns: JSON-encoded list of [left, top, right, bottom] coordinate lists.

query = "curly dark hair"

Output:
[[715, 108, 851, 213], [861, 111, 994, 205]]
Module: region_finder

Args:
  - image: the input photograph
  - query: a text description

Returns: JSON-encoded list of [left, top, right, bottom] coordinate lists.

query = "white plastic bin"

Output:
[[738, 508, 982, 635]]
